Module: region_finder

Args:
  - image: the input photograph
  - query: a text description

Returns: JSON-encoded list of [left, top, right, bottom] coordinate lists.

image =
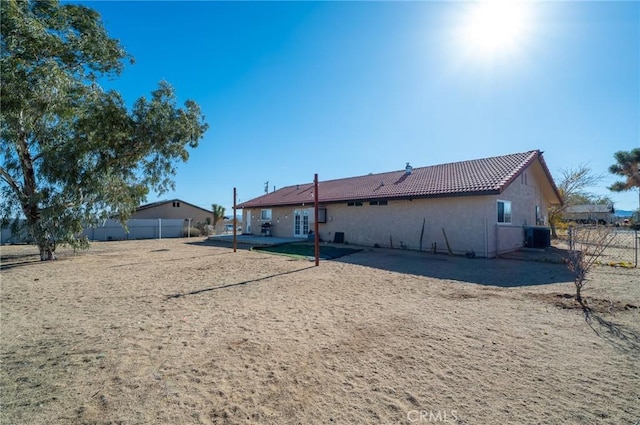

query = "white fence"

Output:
[[1, 218, 187, 244], [82, 219, 185, 241]]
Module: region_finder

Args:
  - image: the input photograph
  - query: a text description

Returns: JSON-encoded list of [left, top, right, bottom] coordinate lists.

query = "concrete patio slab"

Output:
[[207, 234, 301, 247]]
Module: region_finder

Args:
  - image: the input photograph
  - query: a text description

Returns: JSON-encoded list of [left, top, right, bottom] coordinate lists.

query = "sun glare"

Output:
[[459, 1, 533, 60]]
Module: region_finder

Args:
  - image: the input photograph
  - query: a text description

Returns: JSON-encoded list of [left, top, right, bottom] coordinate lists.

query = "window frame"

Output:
[[317, 208, 327, 223], [260, 208, 272, 221], [497, 200, 512, 224]]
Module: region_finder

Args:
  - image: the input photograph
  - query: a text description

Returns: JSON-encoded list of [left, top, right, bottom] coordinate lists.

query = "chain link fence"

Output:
[[568, 226, 638, 268]]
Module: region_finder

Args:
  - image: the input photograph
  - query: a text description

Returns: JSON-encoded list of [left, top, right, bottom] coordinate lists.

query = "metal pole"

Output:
[[233, 187, 237, 253], [634, 230, 640, 267], [314, 174, 319, 266], [568, 225, 573, 251]]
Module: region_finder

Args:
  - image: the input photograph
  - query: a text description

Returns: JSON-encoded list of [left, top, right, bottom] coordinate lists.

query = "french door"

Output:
[[293, 209, 311, 238]]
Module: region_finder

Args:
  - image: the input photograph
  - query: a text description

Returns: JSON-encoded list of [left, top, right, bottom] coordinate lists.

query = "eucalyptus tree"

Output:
[[1, 0, 208, 259]]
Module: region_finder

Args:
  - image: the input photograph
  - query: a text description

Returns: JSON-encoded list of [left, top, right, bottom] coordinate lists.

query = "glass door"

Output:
[[293, 210, 310, 238]]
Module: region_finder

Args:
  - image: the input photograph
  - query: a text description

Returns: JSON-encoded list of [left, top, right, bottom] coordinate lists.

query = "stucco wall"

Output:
[[243, 163, 553, 257], [318, 197, 494, 255], [132, 202, 212, 224], [244, 206, 314, 237]]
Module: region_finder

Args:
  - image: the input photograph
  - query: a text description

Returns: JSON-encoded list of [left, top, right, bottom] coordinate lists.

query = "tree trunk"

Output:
[[24, 204, 57, 261], [31, 220, 57, 261], [575, 284, 582, 304], [38, 243, 57, 261], [16, 121, 56, 260]]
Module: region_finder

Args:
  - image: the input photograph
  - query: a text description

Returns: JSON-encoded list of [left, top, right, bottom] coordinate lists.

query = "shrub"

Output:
[[184, 227, 201, 237], [195, 222, 214, 236]]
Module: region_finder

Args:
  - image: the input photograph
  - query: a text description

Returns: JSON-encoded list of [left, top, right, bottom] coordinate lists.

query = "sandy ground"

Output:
[[1, 238, 639, 425]]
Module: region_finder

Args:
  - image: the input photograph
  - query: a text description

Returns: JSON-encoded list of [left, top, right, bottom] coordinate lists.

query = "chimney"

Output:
[[405, 162, 413, 175]]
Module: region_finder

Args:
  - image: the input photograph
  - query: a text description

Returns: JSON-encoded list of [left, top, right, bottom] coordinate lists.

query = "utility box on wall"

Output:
[[524, 226, 551, 248]]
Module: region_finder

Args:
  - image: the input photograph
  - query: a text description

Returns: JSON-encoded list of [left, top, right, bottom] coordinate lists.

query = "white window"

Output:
[[497, 200, 512, 224], [260, 209, 272, 221]]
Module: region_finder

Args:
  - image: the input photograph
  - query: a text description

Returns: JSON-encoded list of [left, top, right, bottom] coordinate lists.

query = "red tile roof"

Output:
[[237, 150, 560, 208]]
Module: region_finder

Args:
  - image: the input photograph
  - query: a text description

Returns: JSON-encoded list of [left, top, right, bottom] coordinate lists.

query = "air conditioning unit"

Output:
[[524, 226, 551, 249]]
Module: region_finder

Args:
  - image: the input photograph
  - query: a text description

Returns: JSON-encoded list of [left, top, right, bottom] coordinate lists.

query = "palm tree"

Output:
[[609, 148, 640, 213]]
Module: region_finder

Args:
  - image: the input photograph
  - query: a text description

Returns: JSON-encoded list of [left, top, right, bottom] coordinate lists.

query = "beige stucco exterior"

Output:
[[242, 163, 555, 258], [132, 200, 212, 225]]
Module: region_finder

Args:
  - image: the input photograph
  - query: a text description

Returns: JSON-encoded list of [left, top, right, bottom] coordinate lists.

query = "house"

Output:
[[563, 204, 614, 225], [132, 199, 213, 226], [237, 150, 562, 258]]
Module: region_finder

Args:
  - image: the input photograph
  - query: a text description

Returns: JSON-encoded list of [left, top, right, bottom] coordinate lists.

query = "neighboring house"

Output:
[[237, 150, 562, 258], [563, 204, 614, 225], [132, 199, 213, 226]]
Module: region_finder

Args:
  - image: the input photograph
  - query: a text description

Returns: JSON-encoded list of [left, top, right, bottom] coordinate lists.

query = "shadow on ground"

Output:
[[0, 257, 41, 271], [185, 239, 254, 251], [585, 309, 640, 357], [334, 247, 575, 287], [252, 243, 361, 260], [188, 238, 575, 287], [165, 265, 316, 299]]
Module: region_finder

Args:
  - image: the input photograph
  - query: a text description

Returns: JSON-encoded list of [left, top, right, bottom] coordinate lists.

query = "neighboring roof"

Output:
[[136, 199, 212, 214], [238, 150, 563, 208], [565, 204, 614, 214]]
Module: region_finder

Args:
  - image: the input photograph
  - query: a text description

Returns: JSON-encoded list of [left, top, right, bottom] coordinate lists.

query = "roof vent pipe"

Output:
[[405, 162, 413, 175]]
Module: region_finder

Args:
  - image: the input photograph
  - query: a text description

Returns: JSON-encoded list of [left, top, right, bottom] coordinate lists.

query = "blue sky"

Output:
[[81, 1, 639, 213]]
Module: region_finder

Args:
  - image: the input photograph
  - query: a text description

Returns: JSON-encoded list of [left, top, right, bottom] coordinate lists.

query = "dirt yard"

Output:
[[1, 238, 639, 424]]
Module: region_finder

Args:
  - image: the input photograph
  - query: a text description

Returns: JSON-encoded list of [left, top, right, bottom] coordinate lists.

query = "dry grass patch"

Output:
[[1, 239, 639, 424]]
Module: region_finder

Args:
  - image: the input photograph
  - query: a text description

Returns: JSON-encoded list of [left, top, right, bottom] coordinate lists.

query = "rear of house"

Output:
[[237, 150, 562, 258]]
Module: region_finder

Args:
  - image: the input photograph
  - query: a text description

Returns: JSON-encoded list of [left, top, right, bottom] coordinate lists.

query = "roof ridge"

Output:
[[237, 150, 556, 209], [280, 150, 540, 188]]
